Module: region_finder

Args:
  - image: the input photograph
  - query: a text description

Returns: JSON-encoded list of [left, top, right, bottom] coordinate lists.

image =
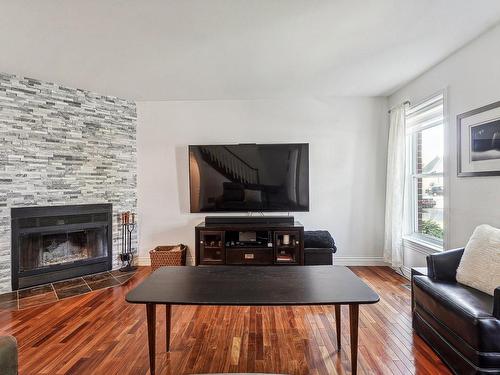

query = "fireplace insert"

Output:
[[11, 204, 112, 290]]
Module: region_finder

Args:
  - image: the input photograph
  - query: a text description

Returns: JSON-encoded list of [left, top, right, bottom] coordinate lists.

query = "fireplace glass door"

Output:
[[19, 227, 108, 272]]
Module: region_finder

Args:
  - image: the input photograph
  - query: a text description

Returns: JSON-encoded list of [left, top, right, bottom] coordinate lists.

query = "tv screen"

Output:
[[189, 143, 309, 212]]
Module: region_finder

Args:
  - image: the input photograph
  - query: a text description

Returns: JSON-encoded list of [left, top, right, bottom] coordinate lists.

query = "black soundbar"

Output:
[[205, 216, 295, 226]]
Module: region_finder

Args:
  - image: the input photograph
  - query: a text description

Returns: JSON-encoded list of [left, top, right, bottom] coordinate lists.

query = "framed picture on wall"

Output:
[[457, 100, 500, 177]]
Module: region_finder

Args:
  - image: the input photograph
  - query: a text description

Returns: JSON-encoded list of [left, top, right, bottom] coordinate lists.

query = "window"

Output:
[[405, 93, 445, 246]]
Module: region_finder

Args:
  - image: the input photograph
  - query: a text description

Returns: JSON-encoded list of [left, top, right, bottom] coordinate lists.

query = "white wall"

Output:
[[136, 97, 388, 265], [390, 23, 500, 270]]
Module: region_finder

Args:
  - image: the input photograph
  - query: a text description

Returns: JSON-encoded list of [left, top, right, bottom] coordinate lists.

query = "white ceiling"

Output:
[[1, 0, 500, 101]]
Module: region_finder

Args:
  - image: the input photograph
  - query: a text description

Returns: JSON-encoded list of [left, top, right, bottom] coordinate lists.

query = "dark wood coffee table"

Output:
[[126, 266, 379, 375]]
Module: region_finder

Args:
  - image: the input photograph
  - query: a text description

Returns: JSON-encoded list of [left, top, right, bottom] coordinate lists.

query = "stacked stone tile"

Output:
[[0, 72, 137, 292]]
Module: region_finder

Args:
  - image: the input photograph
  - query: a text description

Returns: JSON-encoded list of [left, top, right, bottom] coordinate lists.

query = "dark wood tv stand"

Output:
[[195, 221, 304, 266]]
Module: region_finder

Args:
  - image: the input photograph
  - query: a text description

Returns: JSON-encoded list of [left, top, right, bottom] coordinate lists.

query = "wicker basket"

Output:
[[149, 244, 187, 270]]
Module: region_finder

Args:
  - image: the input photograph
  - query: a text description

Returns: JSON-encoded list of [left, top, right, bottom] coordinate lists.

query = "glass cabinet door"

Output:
[[199, 231, 225, 264], [274, 230, 300, 264]]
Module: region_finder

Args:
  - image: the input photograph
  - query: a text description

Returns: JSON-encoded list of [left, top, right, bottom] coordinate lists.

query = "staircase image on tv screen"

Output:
[[189, 143, 309, 212]]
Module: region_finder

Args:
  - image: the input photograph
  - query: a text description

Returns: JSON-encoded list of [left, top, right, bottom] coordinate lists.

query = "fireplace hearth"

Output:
[[11, 204, 112, 290]]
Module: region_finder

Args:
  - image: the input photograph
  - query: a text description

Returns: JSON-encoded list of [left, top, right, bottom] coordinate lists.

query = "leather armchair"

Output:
[[495, 287, 500, 320], [0, 336, 18, 375], [412, 248, 500, 375]]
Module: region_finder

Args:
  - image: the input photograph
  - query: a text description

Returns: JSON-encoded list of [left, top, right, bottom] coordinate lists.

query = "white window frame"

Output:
[[404, 92, 446, 250]]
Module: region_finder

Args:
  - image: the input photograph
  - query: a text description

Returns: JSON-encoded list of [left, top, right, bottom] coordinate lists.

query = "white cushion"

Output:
[[456, 224, 500, 296]]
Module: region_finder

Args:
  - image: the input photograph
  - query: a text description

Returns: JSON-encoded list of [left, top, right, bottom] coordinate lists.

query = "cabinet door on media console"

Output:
[[199, 231, 225, 264], [274, 230, 301, 264]]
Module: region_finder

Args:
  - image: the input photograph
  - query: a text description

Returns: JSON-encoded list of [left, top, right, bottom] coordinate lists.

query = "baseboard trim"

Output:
[[137, 256, 150, 266], [139, 256, 387, 267], [334, 256, 388, 266], [401, 265, 412, 279]]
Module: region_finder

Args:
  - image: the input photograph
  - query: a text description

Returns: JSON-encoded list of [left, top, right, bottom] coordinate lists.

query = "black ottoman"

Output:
[[304, 231, 337, 265]]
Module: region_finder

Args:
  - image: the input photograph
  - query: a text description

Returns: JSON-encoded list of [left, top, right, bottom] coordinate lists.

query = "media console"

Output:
[[195, 219, 304, 266]]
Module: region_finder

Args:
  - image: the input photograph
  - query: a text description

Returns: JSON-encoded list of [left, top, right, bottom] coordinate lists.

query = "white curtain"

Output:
[[383, 103, 407, 267]]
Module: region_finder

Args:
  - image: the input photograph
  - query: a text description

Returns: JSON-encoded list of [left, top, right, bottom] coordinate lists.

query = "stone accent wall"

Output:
[[0, 72, 137, 292]]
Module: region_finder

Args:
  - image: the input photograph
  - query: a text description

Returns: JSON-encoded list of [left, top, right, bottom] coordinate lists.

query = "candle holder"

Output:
[[120, 211, 138, 272]]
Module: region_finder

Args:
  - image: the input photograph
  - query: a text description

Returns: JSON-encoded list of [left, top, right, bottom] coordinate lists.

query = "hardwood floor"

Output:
[[0, 266, 451, 374]]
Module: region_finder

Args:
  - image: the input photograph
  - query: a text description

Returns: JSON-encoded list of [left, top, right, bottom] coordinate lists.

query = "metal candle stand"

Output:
[[120, 211, 138, 272]]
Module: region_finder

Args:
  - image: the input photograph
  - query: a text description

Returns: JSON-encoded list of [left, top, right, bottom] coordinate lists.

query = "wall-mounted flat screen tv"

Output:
[[189, 143, 309, 212]]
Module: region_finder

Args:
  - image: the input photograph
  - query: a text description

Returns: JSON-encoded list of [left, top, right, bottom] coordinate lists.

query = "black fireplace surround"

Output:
[[11, 204, 112, 290]]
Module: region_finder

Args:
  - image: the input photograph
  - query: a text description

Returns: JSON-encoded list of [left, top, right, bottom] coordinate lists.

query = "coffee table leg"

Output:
[[146, 303, 156, 375], [165, 304, 171, 352], [334, 305, 341, 350], [349, 304, 359, 375]]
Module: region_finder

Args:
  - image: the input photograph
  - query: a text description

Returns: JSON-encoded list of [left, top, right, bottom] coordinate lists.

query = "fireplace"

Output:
[[11, 204, 112, 290]]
